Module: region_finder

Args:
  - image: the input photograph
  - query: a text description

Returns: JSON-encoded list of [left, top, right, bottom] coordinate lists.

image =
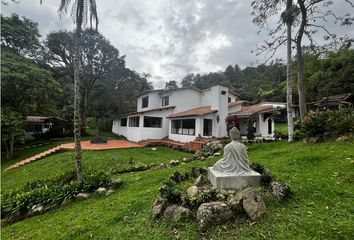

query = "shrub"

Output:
[[250, 162, 274, 187], [159, 180, 182, 204], [300, 109, 354, 138], [1, 171, 117, 220]]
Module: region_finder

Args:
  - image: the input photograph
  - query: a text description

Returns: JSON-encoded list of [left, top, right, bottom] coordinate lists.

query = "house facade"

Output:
[[112, 85, 285, 142]]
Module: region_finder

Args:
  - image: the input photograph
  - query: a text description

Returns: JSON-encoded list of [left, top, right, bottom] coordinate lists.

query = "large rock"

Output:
[[268, 181, 292, 200], [76, 192, 90, 199], [163, 205, 192, 221], [196, 202, 233, 231], [151, 196, 167, 219], [95, 187, 107, 195], [187, 186, 199, 197], [236, 188, 266, 220]]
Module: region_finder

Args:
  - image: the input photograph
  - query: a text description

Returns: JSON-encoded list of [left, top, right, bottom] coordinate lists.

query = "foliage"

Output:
[[300, 109, 354, 138], [225, 115, 240, 131], [1, 141, 354, 238], [250, 162, 274, 186], [1, 170, 116, 221], [0, 14, 42, 58], [1, 108, 26, 159], [1, 49, 62, 116], [159, 180, 182, 204], [247, 116, 256, 140]]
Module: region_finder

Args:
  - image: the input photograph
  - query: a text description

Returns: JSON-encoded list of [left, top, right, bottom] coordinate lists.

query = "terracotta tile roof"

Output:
[[228, 100, 246, 107], [314, 93, 353, 106], [168, 106, 217, 118], [230, 104, 285, 117]]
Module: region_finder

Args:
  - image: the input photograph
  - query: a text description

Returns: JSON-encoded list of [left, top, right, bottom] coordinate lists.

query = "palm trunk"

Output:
[[286, 0, 294, 142], [9, 135, 15, 159], [74, 26, 84, 185], [297, 0, 307, 122], [3, 140, 10, 159]]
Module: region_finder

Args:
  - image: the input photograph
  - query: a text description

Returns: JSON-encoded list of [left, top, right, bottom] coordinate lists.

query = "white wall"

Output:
[[229, 104, 242, 113], [256, 114, 275, 139], [168, 89, 202, 113], [137, 92, 162, 112]]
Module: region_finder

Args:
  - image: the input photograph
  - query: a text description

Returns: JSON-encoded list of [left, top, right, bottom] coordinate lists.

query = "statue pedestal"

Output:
[[208, 168, 261, 190]]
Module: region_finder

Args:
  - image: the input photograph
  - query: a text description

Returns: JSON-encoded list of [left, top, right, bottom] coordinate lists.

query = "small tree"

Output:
[[225, 115, 240, 132], [1, 108, 25, 159], [247, 116, 257, 140]]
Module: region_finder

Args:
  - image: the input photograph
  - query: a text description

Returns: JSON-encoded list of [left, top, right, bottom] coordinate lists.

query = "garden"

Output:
[[1, 135, 353, 239]]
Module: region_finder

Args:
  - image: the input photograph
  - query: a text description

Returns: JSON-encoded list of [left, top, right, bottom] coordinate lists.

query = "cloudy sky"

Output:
[[2, 0, 353, 88]]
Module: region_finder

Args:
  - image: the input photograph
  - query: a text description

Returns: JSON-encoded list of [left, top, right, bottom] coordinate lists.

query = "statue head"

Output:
[[229, 127, 240, 141]]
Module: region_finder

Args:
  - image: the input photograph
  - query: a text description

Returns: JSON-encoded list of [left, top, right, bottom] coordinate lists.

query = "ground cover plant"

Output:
[[1, 140, 354, 239]]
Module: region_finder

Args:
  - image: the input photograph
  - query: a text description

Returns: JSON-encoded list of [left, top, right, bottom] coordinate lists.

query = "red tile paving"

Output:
[[5, 140, 143, 171], [60, 140, 143, 150]]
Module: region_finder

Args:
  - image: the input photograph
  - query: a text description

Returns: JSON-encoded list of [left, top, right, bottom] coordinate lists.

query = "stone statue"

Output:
[[208, 127, 260, 190], [212, 127, 252, 175]]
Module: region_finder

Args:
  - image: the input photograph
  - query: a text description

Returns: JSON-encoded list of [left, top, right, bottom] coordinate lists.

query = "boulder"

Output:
[[170, 160, 180, 166], [163, 205, 192, 221], [236, 188, 266, 220], [196, 202, 233, 231], [268, 181, 292, 200], [303, 136, 319, 144], [151, 196, 167, 219], [31, 204, 44, 214], [213, 152, 221, 156], [187, 186, 199, 197], [76, 192, 90, 199], [95, 187, 107, 195], [151, 147, 157, 151]]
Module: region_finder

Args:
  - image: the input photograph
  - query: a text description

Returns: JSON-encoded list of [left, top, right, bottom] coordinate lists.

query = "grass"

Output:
[[1, 140, 354, 239], [275, 123, 288, 136]]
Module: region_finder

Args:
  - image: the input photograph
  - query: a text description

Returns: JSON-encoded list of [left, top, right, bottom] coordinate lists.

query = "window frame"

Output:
[[143, 116, 163, 128], [161, 95, 169, 106], [171, 119, 195, 136], [120, 118, 127, 127], [142, 96, 149, 108], [128, 116, 140, 127]]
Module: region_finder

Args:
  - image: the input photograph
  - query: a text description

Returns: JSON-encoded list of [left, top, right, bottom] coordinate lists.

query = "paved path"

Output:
[[5, 140, 143, 171]]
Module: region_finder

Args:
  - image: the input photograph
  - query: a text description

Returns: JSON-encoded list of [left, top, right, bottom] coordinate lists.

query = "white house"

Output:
[[112, 85, 285, 142]]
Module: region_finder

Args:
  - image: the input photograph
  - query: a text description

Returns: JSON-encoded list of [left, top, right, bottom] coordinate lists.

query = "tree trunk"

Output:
[[74, 26, 84, 185], [297, 0, 307, 122], [81, 89, 89, 130], [9, 135, 15, 159], [3, 140, 10, 159], [286, 0, 294, 142]]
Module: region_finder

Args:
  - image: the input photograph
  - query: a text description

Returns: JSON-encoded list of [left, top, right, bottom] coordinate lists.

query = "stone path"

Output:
[[5, 140, 143, 171]]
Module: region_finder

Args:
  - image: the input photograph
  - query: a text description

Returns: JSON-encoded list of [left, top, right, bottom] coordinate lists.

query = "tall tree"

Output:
[[55, 0, 98, 184], [165, 80, 178, 90], [282, 0, 295, 141], [251, 0, 354, 121]]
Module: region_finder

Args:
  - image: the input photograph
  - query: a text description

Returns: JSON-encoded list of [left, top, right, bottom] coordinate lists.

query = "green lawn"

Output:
[[2, 140, 354, 239]]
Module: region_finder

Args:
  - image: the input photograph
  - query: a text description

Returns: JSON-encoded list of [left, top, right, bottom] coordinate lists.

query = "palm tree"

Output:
[[281, 0, 294, 142], [55, 0, 98, 184]]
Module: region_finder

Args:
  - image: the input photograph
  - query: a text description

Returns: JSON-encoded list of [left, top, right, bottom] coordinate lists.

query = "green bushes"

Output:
[[300, 109, 354, 138], [1, 171, 120, 221]]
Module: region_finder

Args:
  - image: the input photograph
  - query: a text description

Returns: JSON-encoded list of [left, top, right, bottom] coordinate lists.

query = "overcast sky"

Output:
[[2, 0, 353, 88]]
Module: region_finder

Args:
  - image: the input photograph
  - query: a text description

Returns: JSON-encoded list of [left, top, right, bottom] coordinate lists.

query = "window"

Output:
[[228, 97, 231, 103], [203, 119, 213, 136], [142, 96, 149, 108], [144, 116, 162, 128], [162, 95, 169, 106], [268, 118, 272, 134], [171, 119, 195, 135], [129, 116, 140, 127], [120, 118, 127, 127]]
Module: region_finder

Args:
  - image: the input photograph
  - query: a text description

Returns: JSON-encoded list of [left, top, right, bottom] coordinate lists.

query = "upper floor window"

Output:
[[142, 96, 149, 108], [162, 95, 169, 106]]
